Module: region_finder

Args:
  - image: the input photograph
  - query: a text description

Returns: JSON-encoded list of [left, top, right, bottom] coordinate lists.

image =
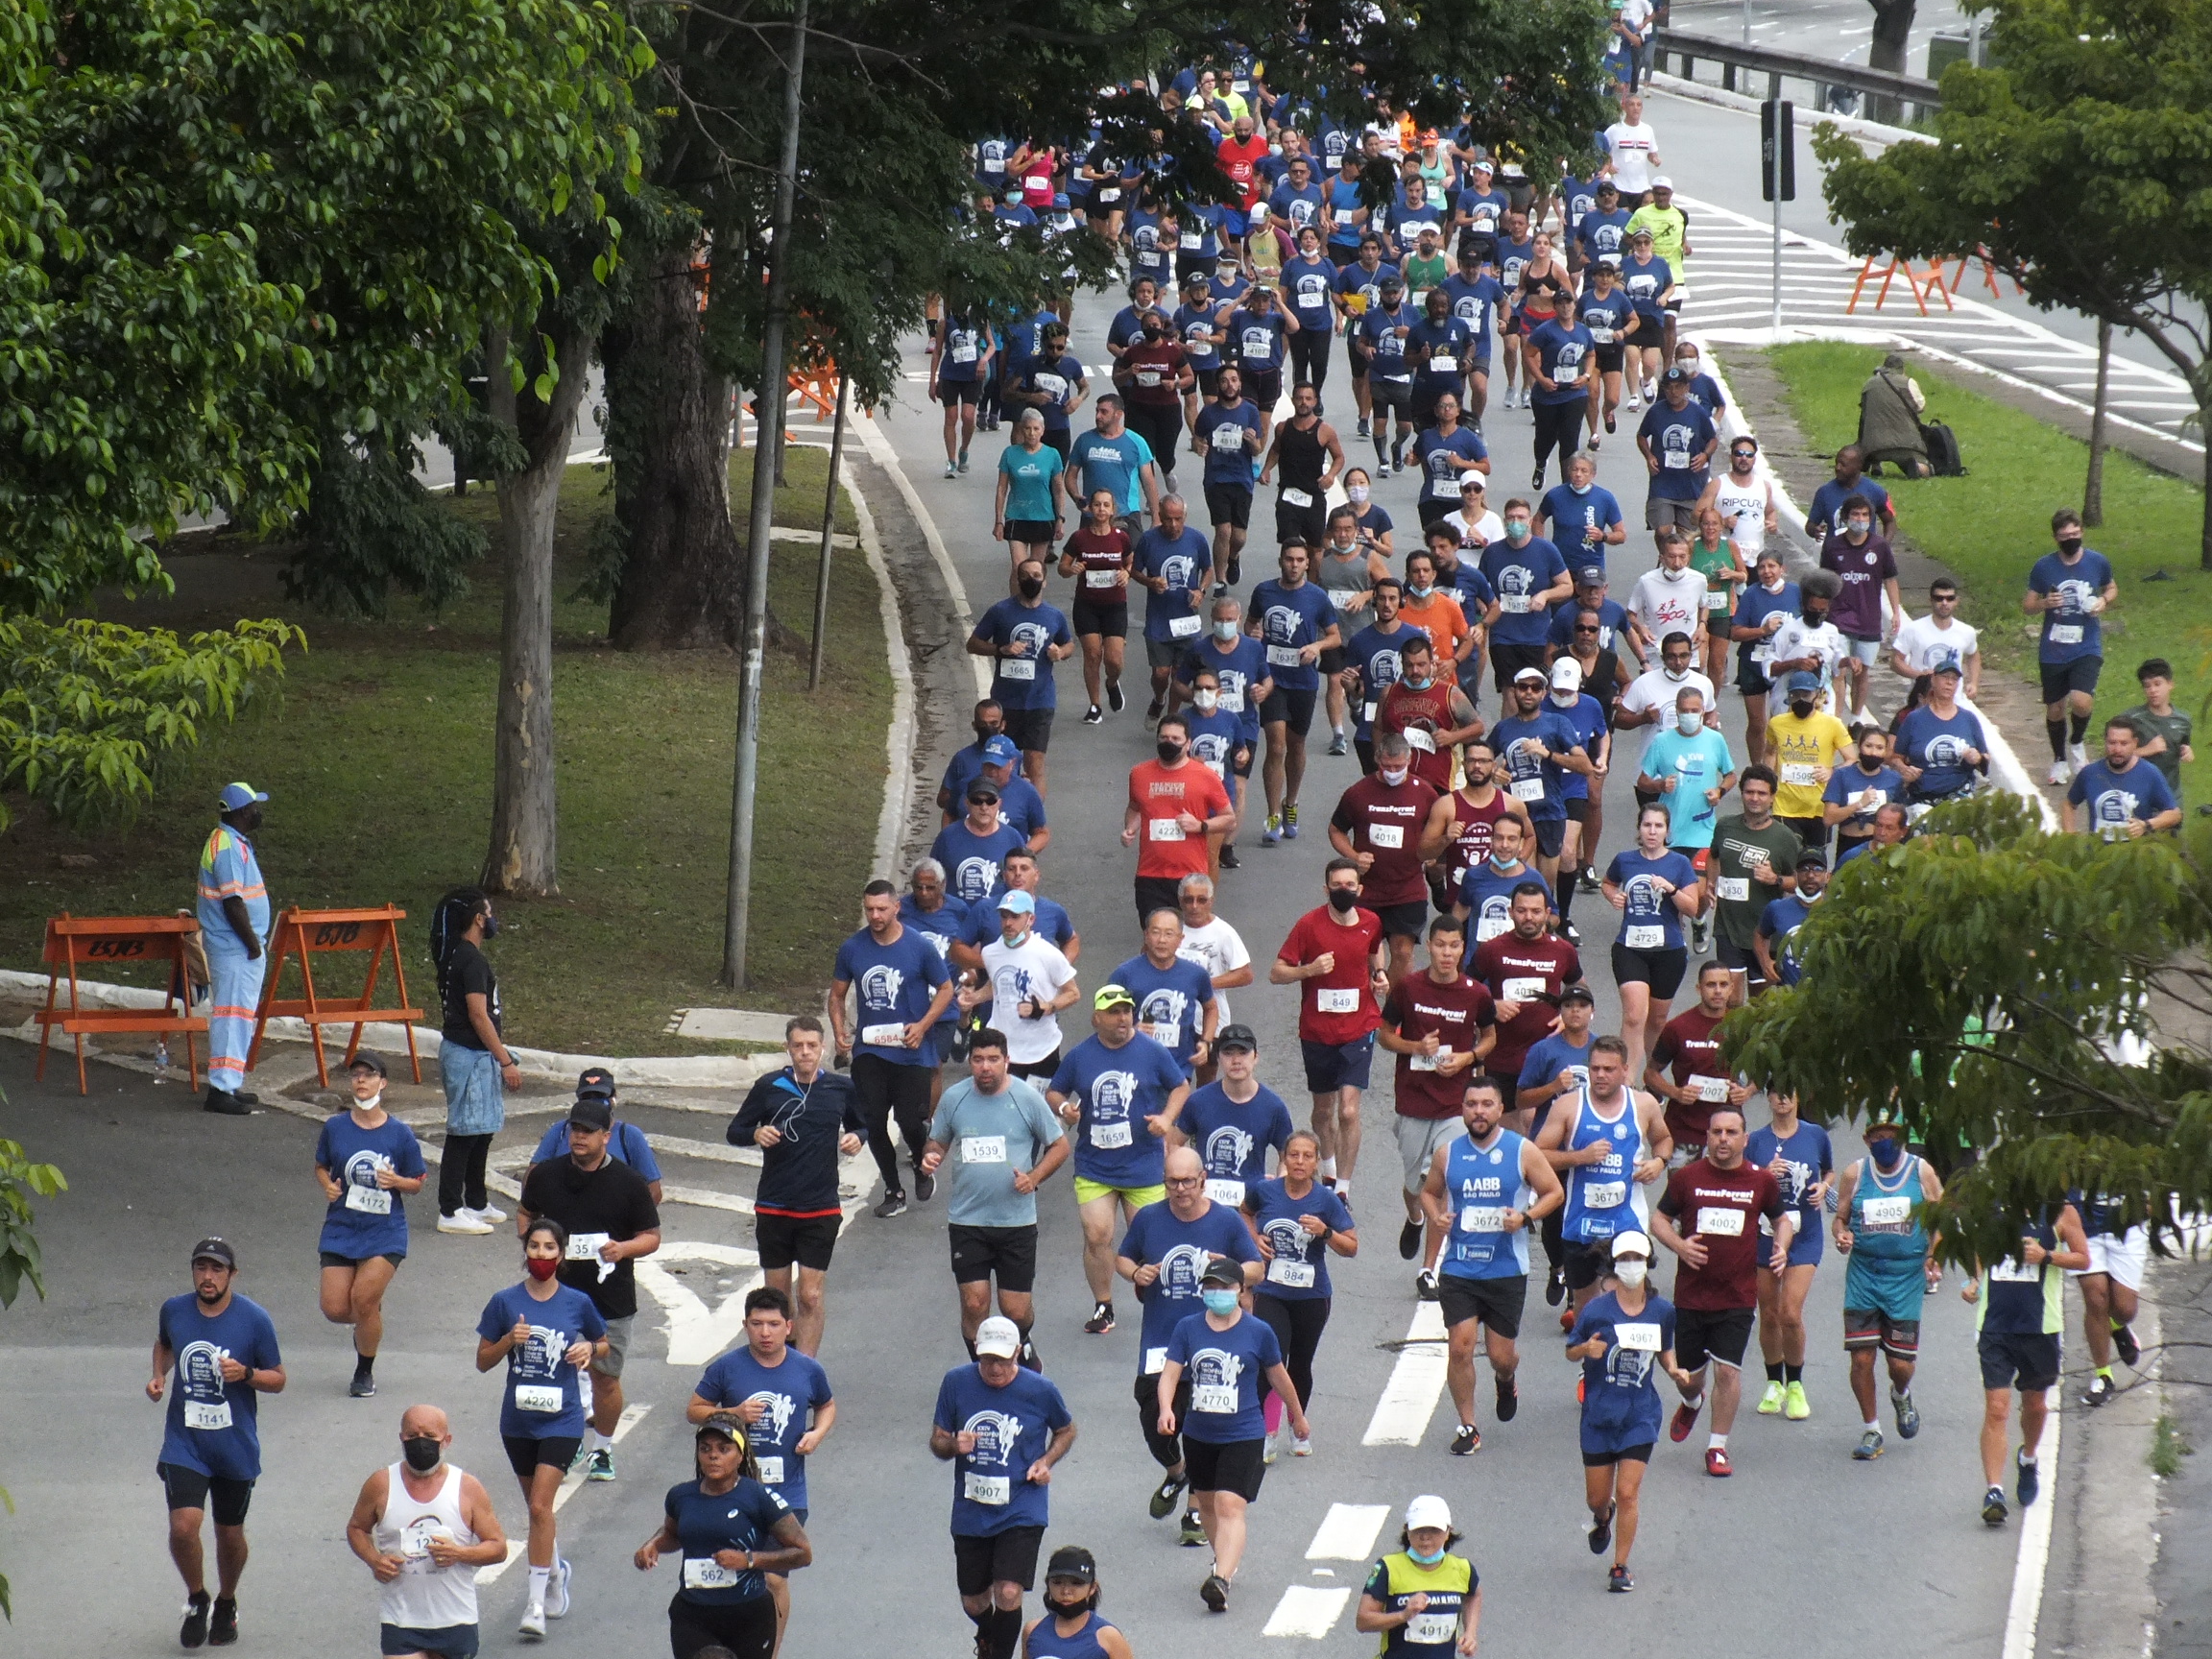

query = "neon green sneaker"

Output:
[[1756, 1380, 1784, 1415], [1784, 1381, 1812, 1421]]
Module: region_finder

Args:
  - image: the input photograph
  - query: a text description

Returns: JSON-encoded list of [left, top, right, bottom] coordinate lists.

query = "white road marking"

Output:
[[635, 1241, 765, 1364], [1262, 1584, 1354, 1639], [475, 1403, 654, 1583], [1305, 1502, 1391, 1560], [2002, 1395, 2060, 1659], [1361, 1302, 1450, 1445]]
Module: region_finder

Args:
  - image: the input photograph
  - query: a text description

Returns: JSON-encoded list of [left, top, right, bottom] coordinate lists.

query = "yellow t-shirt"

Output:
[[1767, 710, 1851, 819], [1626, 204, 1688, 273]]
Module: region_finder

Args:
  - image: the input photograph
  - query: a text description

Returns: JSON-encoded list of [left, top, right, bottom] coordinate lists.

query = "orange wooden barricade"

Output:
[[35, 914, 209, 1095], [246, 905, 424, 1087], [1845, 252, 1949, 318]]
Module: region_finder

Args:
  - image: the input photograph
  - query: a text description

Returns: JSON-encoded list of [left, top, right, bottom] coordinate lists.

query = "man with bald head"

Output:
[[346, 1406, 508, 1658]]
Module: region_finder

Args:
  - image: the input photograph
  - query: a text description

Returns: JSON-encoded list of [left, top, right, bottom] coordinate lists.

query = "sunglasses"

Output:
[[1574, 623, 1600, 633]]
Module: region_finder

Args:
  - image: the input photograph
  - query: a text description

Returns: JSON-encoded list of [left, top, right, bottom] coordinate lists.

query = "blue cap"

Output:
[[980, 734, 1021, 766], [218, 782, 269, 811], [997, 890, 1037, 915], [1052, 192, 1070, 209], [1786, 670, 1822, 692]]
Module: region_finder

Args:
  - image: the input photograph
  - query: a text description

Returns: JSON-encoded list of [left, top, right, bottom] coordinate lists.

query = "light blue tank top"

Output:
[[1561, 1088, 1647, 1243], [1441, 1130, 1533, 1280]]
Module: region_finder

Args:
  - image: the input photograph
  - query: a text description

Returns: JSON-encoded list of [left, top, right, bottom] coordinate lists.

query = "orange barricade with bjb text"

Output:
[[246, 905, 425, 1087], [36, 913, 209, 1095]]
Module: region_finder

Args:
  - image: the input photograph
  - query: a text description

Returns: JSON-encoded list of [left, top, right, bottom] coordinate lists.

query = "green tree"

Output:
[[0, 1129, 67, 1620], [1725, 794, 2212, 1269], [1815, 0, 2212, 565]]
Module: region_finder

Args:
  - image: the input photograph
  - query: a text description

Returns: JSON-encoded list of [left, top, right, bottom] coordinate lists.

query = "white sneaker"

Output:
[[1263, 1431, 1281, 1466], [469, 1203, 509, 1224], [1643, 378, 1657, 400], [547, 1557, 571, 1618], [2046, 761, 2070, 786], [437, 1212, 494, 1236], [1624, 394, 1640, 411], [517, 1603, 547, 1641], [1292, 1434, 1313, 1456]]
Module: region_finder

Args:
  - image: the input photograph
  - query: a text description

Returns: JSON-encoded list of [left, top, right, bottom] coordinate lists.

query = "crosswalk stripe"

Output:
[[1262, 1584, 1354, 1639], [1305, 1502, 1392, 1560], [1360, 1301, 1449, 1446]]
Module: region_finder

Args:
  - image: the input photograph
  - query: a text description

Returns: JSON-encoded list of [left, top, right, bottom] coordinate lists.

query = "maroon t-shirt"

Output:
[[1650, 1005, 1729, 1148], [1121, 340, 1188, 408], [1440, 787, 1523, 899], [1657, 1158, 1785, 1310], [1383, 974, 1497, 1119], [1471, 931, 1581, 1076], [1331, 773, 1441, 908]]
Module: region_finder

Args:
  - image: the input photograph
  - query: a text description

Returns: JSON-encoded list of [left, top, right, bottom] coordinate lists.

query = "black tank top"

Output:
[[1278, 417, 1326, 491]]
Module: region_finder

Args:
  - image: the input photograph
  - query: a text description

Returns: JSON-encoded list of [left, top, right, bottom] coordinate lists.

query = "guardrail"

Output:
[[1651, 29, 1942, 122]]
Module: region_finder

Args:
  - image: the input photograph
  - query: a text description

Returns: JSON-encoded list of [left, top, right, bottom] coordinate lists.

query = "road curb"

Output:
[[1648, 70, 1929, 151]]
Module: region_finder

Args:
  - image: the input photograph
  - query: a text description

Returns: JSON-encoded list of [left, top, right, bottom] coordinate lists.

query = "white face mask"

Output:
[[1615, 1259, 1648, 1287], [1380, 765, 1410, 786], [1194, 689, 1219, 711], [352, 1092, 383, 1113], [1550, 689, 1576, 709], [1347, 484, 1370, 504], [1676, 709, 1702, 735], [1213, 619, 1238, 641], [1663, 666, 1689, 683]]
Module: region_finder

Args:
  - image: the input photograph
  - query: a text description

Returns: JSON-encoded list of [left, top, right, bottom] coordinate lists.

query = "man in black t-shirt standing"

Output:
[[517, 1095, 661, 1482]]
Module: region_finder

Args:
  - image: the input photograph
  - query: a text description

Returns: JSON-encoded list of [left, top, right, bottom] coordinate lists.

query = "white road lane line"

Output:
[[1361, 1302, 1450, 1446], [1305, 1502, 1391, 1559], [2002, 1396, 2060, 1659], [475, 1403, 655, 1583], [1262, 1585, 1355, 1639]]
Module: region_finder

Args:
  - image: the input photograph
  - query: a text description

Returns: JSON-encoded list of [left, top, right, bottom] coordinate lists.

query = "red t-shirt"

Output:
[[1120, 341, 1187, 408], [1657, 1158, 1785, 1310], [1330, 772, 1440, 908], [1384, 974, 1497, 1118], [1127, 758, 1230, 880], [1279, 905, 1384, 1045], [1216, 136, 1271, 207], [1064, 527, 1132, 605], [1650, 1005, 1730, 1148], [1471, 930, 1581, 1075]]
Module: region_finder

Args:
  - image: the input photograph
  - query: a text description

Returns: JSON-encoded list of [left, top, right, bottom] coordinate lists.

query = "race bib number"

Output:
[[1704, 589, 1731, 611], [1192, 1384, 1238, 1414], [1990, 1257, 2043, 1284], [1499, 593, 1529, 614], [1476, 916, 1509, 941], [1097, 187, 1121, 203], [1368, 823, 1405, 850], [1717, 877, 1749, 902], [1511, 778, 1546, 803], [1459, 1205, 1508, 1233], [860, 1022, 907, 1046], [684, 1557, 741, 1590], [1135, 368, 1162, 387], [1664, 449, 1692, 469], [1180, 232, 1203, 250], [1779, 762, 1816, 786], [1623, 925, 1664, 950], [2048, 624, 2083, 646], [755, 1455, 786, 1484], [1315, 987, 1359, 1014], [950, 343, 978, 364], [1242, 328, 1273, 357], [1429, 354, 1457, 373], [1148, 817, 1187, 841], [1583, 1179, 1627, 1208], [1404, 727, 1435, 753], [1267, 1257, 1317, 1288], [345, 1184, 393, 1215], [1205, 1178, 1246, 1207], [1331, 589, 1362, 610], [960, 1136, 1008, 1165], [1588, 325, 1614, 344], [1145, 1346, 1169, 1376], [1090, 1118, 1134, 1149], [1086, 568, 1121, 588], [963, 1471, 1012, 1505], [1213, 423, 1247, 452], [1502, 976, 1547, 1001], [1690, 1074, 1731, 1103], [1853, 788, 1887, 812], [1362, 701, 1378, 725], [1407, 1612, 1458, 1646], [999, 657, 1037, 681], [1266, 643, 1305, 667], [398, 1518, 445, 1560], [1142, 1021, 1178, 1046], [1555, 363, 1581, 383], [515, 1384, 565, 1415], [184, 1399, 233, 1431], [566, 1231, 613, 1262], [1407, 1053, 1440, 1071], [1695, 1206, 1745, 1237], [1168, 613, 1203, 638], [1614, 1321, 1662, 1352], [1281, 488, 1314, 508], [1862, 1196, 1911, 1226]]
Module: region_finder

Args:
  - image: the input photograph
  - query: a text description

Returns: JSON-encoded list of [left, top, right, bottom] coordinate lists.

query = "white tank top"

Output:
[[1711, 476, 1768, 559], [373, 1463, 481, 1631]]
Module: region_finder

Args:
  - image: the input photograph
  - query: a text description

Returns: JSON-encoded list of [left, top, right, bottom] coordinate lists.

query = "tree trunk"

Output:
[[2200, 402, 2212, 572], [1866, 0, 1915, 122], [2083, 319, 2111, 528], [482, 321, 593, 898], [602, 238, 746, 650]]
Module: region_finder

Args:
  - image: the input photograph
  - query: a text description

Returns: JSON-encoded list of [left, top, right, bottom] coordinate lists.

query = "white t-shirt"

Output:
[[1619, 666, 1717, 760], [1628, 566, 1706, 644], [979, 935, 1077, 1065], [1707, 474, 1772, 560], [1764, 615, 1851, 712], [1444, 509, 1504, 553], [1175, 918, 1253, 1024], [1603, 121, 1660, 195], [1890, 613, 1980, 678]]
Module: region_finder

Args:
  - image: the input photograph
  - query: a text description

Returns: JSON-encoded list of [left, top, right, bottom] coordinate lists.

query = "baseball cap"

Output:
[[1405, 1494, 1453, 1532], [568, 1095, 614, 1133], [190, 1238, 238, 1269], [346, 1049, 388, 1078], [1458, 473, 1487, 492], [997, 889, 1037, 915], [1512, 665, 1549, 685], [1596, 177, 1620, 192], [975, 1315, 1023, 1358], [1045, 1545, 1098, 1585], [1610, 1231, 1653, 1259], [980, 734, 1021, 766], [1930, 659, 1962, 678], [1380, 274, 1406, 290], [1214, 1022, 1258, 1053], [1785, 669, 1822, 692], [1795, 848, 1830, 873], [576, 1065, 616, 1099], [217, 782, 268, 811], [1558, 983, 1597, 1006], [1199, 1254, 1245, 1288], [1866, 1107, 1907, 1135], [696, 1412, 750, 1448], [966, 779, 1001, 804], [1662, 364, 1691, 384], [1052, 192, 1070, 208], [1469, 158, 1494, 174], [1551, 659, 1583, 691], [1651, 175, 1674, 190], [1094, 984, 1136, 1011], [1575, 565, 1606, 586]]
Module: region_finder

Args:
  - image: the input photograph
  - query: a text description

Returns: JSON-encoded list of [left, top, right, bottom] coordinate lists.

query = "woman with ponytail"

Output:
[[432, 887, 520, 1234]]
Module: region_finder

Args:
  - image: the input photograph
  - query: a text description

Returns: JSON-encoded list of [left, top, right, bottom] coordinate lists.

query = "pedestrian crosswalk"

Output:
[[1674, 195, 2203, 451]]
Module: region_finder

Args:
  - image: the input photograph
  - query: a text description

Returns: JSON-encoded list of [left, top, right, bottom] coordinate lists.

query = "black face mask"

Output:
[[1862, 754, 1887, 772], [1047, 1592, 1094, 1618], [2058, 536, 2084, 556], [1017, 578, 1044, 600], [1142, 323, 1164, 340], [1790, 698, 1816, 717], [1327, 887, 1358, 914], [480, 912, 500, 940], [1157, 739, 1184, 763], [402, 1436, 445, 1474]]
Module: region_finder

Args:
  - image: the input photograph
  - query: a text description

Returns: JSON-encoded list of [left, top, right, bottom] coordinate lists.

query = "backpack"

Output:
[[1919, 420, 1965, 477]]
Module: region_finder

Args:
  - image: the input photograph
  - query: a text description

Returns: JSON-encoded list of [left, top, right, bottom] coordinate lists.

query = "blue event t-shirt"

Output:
[[1479, 539, 1568, 645], [1545, 691, 1609, 805], [1518, 1029, 1596, 1136], [663, 1479, 793, 1605], [1570, 1289, 1677, 1455], [475, 1281, 607, 1440], [899, 893, 974, 1001], [1411, 423, 1489, 505], [961, 892, 1074, 955], [1576, 207, 1632, 266], [1540, 483, 1623, 565], [1732, 579, 1800, 677], [1619, 253, 1673, 319], [832, 924, 952, 1065], [1746, 1121, 1834, 1235], [1490, 710, 1583, 820], [1282, 252, 1337, 326], [1528, 320, 1598, 407], [157, 1292, 283, 1480], [1459, 862, 1555, 942], [1049, 1033, 1187, 1189], [691, 1346, 834, 1510], [314, 1112, 426, 1260], [1165, 1308, 1284, 1443], [986, 775, 1048, 843], [1577, 286, 1635, 350], [929, 819, 1028, 905], [1229, 308, 1287, 372], [1175, 635, 1270, 744], [1343, 621, 1415, 740], [1246, 1177, 1356, 1301], [1638, 726, 1737, 849], [1118, 1198, 1262, 1366], [1407, 316, 1475, 389], [1437, 272, 1505, 353], [1192, 400, 1263, 488], [1068, 428, 1155, 516], [1822, 762, 1906, 831], [932, 1363, 1072, 1536], [997, 442, 1064, 522], [1179, 1081, 1295, 1204], [1358, 306, 1418, 382], [1895, 704, 1987, 800], [1605, 848, 1699, 950], [530, 1118, 664, 1178], [1248, 578, 1339, 692], [2068, 757, 2176, 832], [1637, 401, 1717, 501], [2029, 548, 2116, 665], [1136, 526, 1214, 642], [1111, 951, 1218, 1075], [1175, 301, 1225, 371], [1757, 892, 1818, 985], [1807, 475, 1890, 537], [972, 597, 1073, 711], [1017, 354, 1086, 434], [1547, 596, 1629, 655]]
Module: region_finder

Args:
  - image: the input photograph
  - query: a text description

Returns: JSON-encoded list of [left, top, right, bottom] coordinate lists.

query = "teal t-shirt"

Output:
[[1640, 726, 1737, 849], [998, 443, 1066, 522]]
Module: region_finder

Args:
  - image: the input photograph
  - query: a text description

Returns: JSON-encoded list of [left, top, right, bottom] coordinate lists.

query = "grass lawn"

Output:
[[3, 444, 885, 1055], [1758, 342, 2209, 799]]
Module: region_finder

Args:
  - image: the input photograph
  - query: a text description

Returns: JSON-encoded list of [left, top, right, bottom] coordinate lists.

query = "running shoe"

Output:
[[1180, 1509, 1207, 1547], [471, 1203, 509, 1223], [1085, 1301, 1116, 1335], [1669, 1400, 1701, 1442], [1451, 1423, 1481, 1455], [1756, 1380, 1784, 1416], [915, 1169, 936, 1203], [1019, 1339, 1043, 1374], [2046, 760, 2069, 786], [1200, 1574, 1230, 1612], [1982, 1485, 2008, 1526], [1084, 704, 1104, 725], [349, 1369, 377, 1400], [1854, 1428, 1886, 1461], [1358, 417, 1372, 438], [1604, 412, 1617, 434], [1545, 1264, 1566, 1307], [1107, 682, 1126, 714], [1559, 1305, 1575, 1334], [1282, 804, 1300, 839], [1705, 1447, 1732, 1478], [2114, 1323, 2142, 1367], [1148, 1470, 1189, 1518], [437, 1212, 493, 1236], [1496, 1376, 1519, 1423], [547, 1557, 572, 1618], [944, 461, 958, 479], [1415, 1268, 1440, 1301], [958, 449, 973, 474], [873, 1192, 908, 1219], [586, 1448, 615, 1482], [1292, 1435, 1312, 1456], [1786, 1381, 1813, 1421], [518, 1602, 548, 1641], [1220, 846, 1241, 869], [1690, 915, 1711, 955], [180, 1592, 212, 1649], [1588, 433, 1601, 451], [1588, 1503, 1615, 1554], [1226, 556, 1240, 586], [2016, 1450, 2040, 1507], [1561, 921, 1582, 946], [1261, 815, 1281, 847], [1399, 1218, 1422, 1261], [1145, 698, 1166, 728], [1580, 866, 1602, 894], [2068, 742, 2089, 774], [1608, 1565, 1634, 1593], [1577, 1375, 1586, 1404], [1375, 460, 1391, 478], [1263, 1431, 1282, 1466], [208, 1599, 237, 1647], [1328, 732, 1350, 757], [1890, 1389, 1918, 1437], [1531, 465, 1546, 491], [1623, 395, 1640, 412]]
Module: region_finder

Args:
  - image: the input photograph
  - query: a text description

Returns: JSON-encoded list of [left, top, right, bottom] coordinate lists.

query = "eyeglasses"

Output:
[[1164, 1177, 1204, 1190]]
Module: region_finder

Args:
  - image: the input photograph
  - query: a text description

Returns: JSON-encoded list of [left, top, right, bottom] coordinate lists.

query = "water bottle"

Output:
[[154, 1038, 171, 1080]]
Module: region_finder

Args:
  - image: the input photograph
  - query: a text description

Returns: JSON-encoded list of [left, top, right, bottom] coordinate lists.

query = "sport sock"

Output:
[[353, 1353, 374, 1377], [528, 1566, 551, 1610], [2096, 1364, 2113, 1381], [1556, 880, 1578, 924], [585, 1428, 612, 1454], [2069, 710, 2091, 745], [1782, 1363, 1802, 1383], [1320, 1157, 1338, 1183], [2047, 719, 2068, 760], [1864, 1418, 1880, 1431], [1709, 1433, 1727, 1451], [1765, 1362, 1785, 1384]]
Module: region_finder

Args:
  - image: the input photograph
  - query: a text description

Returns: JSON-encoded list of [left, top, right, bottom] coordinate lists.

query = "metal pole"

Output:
[[1743, 0, 1751, 44], [1771, 180, 1782, 333], [724, 0, 808, 989], [808, 374, 848, 690]]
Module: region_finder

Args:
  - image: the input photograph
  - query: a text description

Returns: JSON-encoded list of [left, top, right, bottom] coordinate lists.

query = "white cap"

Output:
[[1405, 1494, 1453, 1532], [1550, 658, 1583, 691], [1610, 1231, 1653, 1259], [1652, 176, 1673, 190], [975, 1316, 1022, 1358]]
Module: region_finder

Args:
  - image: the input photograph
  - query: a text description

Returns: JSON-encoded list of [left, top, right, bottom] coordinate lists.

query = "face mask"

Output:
[[526, 1255, 560, 1282], [1489, 852, 1517, 871], [1504, 520, 1530, 543], [1347, 484, 1370, 504], [2058, 536, 2084, 556], [1847, 520, 1870, 538], [1380, 765, 1409, 786], [1048, 1593, 1094, 1617], [1213, 619, 1238, 641], [1862, 755, 1887, 772], [1790, 698, 1816, 717], [1762, 574, 1784, 592], [1201, 1288, 1241, 1315], [1403, 672, 1431, 690], [1615, 1259, 1648, 1287], [1677, 709, 1702, 735], [480, 913, 499, 940], [1408, 1545, 1448, 1566], [1194, 689, 1219, 711], [1327, 887, 1359, 914], [402, 1435, 445, 1474], [1569, 480, 1591, 495], [1551, 688, 1576, 709], [1869, 1136, 1906, 1170], [1142, 323, 1164, 340], [1157, 739, 1184, 763], [1018, 578, 1044, 600], [1407, 582, 1433, 600], [352, 1092, 383, 1113], [1664, 666, 1689, 683]]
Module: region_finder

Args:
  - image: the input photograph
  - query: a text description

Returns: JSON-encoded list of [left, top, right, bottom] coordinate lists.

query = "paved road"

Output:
[[1668, 0, 1969, 74]]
